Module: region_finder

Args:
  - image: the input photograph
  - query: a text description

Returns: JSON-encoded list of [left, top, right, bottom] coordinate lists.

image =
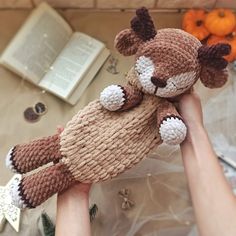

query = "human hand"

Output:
[[56, 182, 92, 236], [67, 182, 91, 195], [178, 93, 236, 236], [178, 92, 204, 129], [56, 125, 64, 134], [58, 182, 92, 200]]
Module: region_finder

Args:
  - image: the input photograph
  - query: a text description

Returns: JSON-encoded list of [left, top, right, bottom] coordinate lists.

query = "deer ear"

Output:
[[200, 66, 228, 88], [198, 43, 230, 88], [114, 29, 143, 56], [114, 7, 157, 56], [198, 43, 231, 70]]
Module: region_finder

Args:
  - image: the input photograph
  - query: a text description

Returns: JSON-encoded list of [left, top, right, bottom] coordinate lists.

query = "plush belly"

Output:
[[60, 95, 161, 183]]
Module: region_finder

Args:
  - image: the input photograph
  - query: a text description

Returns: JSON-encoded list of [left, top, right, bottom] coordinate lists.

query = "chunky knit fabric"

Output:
[[6, 134, 61, 174], [5, 7, 230, 209], [13, 163, 75, 208], [60, 95, 161, 183]]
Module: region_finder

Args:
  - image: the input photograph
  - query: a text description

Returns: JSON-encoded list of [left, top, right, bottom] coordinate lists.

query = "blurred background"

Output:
[[0, 0, 234, 9]]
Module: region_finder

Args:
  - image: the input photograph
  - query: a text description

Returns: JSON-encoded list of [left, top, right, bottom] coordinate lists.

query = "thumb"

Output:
[[178, 92, 204, 127]]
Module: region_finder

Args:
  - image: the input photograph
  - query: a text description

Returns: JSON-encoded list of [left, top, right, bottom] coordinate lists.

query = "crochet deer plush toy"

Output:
[[6, 7, 230, 209]]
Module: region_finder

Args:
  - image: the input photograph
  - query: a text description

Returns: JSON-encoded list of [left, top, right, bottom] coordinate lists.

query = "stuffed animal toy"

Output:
[[5, 7, 230, 209]]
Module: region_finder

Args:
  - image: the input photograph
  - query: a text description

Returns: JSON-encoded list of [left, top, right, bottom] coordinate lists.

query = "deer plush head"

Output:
[[115, 7, 231, 98]]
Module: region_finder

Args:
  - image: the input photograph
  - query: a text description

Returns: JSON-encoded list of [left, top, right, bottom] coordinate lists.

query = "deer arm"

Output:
[[157, 100, 187, 145], [100, 84, 143, 111]]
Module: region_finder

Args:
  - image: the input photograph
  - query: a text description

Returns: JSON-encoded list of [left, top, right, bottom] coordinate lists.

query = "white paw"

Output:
[[159, 117, 187, 145], [100, 85, 125, 111], [5, 147, 17, 173]]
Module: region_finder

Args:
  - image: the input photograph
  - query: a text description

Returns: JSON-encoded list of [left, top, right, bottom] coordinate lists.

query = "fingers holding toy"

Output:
[[178, 93, 204, 129], [56, 125, 64, 134], [58, 182, 92, 200]]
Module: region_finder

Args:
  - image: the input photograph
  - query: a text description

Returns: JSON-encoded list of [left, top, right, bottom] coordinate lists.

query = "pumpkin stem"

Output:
[[196, 20, 203, 26], [218, 11, 225, 17], [226, 32, 235, 41]]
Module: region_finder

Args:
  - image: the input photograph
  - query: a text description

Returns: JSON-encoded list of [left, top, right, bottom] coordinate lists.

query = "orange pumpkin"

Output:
[[205, 9, 236, 36], [207, 29, 236, 62], [182, 9, 210, 41]]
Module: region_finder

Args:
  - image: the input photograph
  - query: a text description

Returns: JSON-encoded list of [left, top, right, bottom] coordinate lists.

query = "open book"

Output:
[[1, 2, 110, 105]]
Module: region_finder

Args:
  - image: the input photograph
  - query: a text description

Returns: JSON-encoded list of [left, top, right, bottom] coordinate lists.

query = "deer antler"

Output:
[[130, 7, 157, 41], [198, 43, 231, 70]]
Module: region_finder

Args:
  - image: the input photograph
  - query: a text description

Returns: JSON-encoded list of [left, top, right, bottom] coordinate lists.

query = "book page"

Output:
[[39, 32, 105, 98], [1, 2, 72, 84], [68, 47, 110, 105]]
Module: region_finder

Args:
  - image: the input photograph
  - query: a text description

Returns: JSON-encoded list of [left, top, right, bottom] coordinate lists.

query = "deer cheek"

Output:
[[135, 56, 156, 94]]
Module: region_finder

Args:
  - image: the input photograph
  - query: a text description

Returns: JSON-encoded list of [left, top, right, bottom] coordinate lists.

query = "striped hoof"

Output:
[[5, 147, 18, 173]]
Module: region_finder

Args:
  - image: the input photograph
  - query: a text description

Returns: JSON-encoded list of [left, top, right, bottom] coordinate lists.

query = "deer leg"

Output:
[[10, 162, 75, 209], [6, 134, 62, 174]]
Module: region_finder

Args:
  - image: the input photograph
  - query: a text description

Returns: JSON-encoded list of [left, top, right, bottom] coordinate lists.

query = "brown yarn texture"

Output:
[[125, 67, 143, 90], [136, 29, 202, 79], [200, 67, 228, 88], [11, 134, 61, 173], [19, 163, 74, 208], [119, 85, 143, 111], [198, 43, 231, 70], [114, 29, 143, 56], [156, 100, 182, 127], [60, 95, 162, 183], [130, 7, 156, 41]]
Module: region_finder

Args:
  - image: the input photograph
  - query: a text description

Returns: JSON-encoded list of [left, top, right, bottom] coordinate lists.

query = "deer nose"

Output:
[[151, 76, 167, 88]]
